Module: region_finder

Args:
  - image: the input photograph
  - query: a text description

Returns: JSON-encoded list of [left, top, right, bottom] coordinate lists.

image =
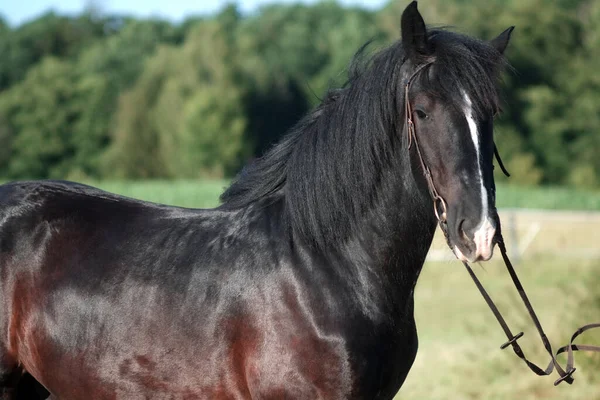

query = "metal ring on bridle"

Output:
[[433, 195, 448, 223]]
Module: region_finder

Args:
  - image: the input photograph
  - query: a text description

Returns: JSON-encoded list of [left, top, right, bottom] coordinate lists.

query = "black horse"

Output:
[[0, 2, 513, 399]]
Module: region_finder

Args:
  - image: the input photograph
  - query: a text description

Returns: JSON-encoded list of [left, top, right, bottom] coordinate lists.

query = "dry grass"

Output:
[[428, 209, 600, 261], [396, 256, 600, 399]]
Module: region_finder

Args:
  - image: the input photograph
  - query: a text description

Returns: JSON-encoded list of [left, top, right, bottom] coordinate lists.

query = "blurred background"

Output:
[[1, 0, 599, 398]]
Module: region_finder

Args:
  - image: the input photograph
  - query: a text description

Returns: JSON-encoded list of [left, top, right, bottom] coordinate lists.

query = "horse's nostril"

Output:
[[458, 219, 469, 241]]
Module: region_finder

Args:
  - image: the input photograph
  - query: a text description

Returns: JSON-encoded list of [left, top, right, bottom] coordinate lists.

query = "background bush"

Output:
[[0, 0, 598, 187]]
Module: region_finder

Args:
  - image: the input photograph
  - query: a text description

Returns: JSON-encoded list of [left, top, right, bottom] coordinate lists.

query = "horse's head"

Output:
[[400, 2, 513, 263]]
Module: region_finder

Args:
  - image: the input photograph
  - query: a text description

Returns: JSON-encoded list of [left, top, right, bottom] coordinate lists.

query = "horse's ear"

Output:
[[401, 1, 429, 58], [490, 26, 515, 55]]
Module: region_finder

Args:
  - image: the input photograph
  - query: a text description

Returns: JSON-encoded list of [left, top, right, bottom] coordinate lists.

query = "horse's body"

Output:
[[1, 180, 430, 399], [0, 2, 513, 398]]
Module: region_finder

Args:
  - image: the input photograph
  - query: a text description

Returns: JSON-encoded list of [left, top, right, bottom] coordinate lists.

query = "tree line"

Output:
[[0, 0, 598, 187]]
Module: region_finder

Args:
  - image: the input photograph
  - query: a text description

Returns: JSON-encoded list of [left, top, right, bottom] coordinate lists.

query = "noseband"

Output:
[[404, 63, 600, 386]]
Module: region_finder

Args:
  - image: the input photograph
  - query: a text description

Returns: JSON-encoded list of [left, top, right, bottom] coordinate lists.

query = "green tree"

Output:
[[71, 19, 179, 178], [0, 16, 8, 35], [0, 12, 106, 90], [235, 3, 381, 156], [0, 57, 87, 178], [559, 0, 600, 187], [0, 1, 597, 187], [155, 18, 249, 178], [107, 14, 248, 179], [105, 45, 174, 178]]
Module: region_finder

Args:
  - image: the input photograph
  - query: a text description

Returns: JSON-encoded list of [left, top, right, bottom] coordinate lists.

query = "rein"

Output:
[[404, 63, 600, 386]]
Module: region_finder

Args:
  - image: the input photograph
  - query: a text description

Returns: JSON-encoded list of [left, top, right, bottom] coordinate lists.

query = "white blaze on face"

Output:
[[454, 94, 496, 262]]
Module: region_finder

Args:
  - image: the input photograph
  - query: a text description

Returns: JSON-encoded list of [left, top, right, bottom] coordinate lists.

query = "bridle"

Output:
[[404, 62, 600, 386], [404, 61, 448, 223]]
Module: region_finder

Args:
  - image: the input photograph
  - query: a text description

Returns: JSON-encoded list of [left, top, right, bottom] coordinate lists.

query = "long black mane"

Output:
[[220, 28, 507, 249]]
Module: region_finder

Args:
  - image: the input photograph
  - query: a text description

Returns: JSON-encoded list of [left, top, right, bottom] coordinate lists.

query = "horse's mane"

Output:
[[220, 28, 507, 248]]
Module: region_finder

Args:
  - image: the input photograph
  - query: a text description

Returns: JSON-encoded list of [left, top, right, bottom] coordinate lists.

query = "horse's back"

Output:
[[0, 180, 239, 398], [0, 180, 351, 399]]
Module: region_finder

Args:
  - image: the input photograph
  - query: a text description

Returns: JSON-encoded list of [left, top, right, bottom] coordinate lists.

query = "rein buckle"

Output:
[[500, 331, 524, 350], [554, 368, 576, 386]]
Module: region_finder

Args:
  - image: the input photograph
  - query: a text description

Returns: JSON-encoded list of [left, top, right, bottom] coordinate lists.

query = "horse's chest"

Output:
[[345, 317, 419, 399], [200, 303, 415, 400], [236, 313, 418, 400]]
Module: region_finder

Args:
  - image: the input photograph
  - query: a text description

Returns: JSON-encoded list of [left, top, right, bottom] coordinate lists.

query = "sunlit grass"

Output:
[[497, 184, 600, 211], [396, 257, 600, 399], [88, 179, 229, 208], [70, 180, 600, 212]]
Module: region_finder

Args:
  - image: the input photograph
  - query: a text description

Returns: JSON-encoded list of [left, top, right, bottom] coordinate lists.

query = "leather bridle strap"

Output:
[[463, 239, 569, 384], [494, 145, 511, 177], [404, 61, 447, 222], [462, 233, 600, 386], [404, 62, 600, 387]]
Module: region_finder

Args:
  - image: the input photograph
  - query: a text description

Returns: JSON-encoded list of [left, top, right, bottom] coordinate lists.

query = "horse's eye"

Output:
[[415, 109, 428, 120]]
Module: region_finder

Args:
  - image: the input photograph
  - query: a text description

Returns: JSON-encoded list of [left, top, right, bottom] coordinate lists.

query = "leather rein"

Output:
[[404, 62, 600, 386]]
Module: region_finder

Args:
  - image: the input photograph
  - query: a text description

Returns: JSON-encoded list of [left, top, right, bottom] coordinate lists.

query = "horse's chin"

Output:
[[453, 244, 494, 263]]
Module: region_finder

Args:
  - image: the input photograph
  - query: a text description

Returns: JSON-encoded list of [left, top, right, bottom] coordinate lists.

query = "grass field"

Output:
[[90, 179, 229, 208], [84, 180, 600, 398], [396, 257, 600, 399], [83, 180, 600, 211]]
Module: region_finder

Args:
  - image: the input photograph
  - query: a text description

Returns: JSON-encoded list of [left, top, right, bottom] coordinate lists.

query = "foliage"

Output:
[[72, 19, 182, 178], [0, 0, 599, 187], [0, 57, 91, 178], [107, 17, 248, 178], [0, 12, 106, 91]]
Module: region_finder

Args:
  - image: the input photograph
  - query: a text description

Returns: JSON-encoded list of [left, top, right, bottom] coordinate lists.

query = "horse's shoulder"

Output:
[[0, 180, 159, 220]]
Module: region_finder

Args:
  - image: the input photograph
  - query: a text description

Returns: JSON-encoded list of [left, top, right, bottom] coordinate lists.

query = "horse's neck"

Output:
[[336, 169, 438, 318]]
